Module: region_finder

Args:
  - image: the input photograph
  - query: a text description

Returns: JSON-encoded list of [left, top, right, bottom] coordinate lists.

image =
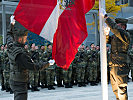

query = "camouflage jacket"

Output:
[[106, 17, 130, 64], [3, 49, 10, 72], [42, 49, 55, 69], [0, 50, 4, 70], [77, 49, 88, 64], [87, 49, 99, 63]]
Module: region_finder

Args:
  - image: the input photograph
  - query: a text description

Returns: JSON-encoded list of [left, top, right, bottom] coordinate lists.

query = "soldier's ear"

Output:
[[17, 37, 23, 43]]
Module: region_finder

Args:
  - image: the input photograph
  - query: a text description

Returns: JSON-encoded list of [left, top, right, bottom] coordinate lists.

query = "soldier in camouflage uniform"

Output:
[[63, 64, 73, 88], [39, 45, 48, 88], [56, 65, 64, 87], [77, 45, 88, 87], [3, 44, 13, 93], [29, 44, 40, 92], [105, 14, 130, 100], [128, 45, 133, 82], [6, 18, 52, 100], [87, 43, 98, 86], [44, 44, 56, 90], [71, 54, 78, 85], [84, 45, 89, 84], [0, 45, 5, 91], [24, 44, 31, 89], [95, 45, 100, 83]]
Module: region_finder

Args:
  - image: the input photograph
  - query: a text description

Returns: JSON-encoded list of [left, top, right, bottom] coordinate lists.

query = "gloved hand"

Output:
[[104, 26, 110, 35], [48, 59, 55, 65], [100, 8, 107, 18], [104, 24, 110, 35], [10, 15, 15, 25]]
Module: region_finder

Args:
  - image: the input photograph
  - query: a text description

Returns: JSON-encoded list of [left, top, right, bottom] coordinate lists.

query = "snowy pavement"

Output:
[[0, 82, 133, 100]]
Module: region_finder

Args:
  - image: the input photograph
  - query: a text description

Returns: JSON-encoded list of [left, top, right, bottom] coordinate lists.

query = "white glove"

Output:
[[10, 15, 15, 25], [100, 8, 107, 17], [48, 59, 55, 65], [104, 24, 110, 35]]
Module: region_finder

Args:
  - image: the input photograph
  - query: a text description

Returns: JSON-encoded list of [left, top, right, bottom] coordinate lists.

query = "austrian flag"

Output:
[[14, 0, 95, 70]]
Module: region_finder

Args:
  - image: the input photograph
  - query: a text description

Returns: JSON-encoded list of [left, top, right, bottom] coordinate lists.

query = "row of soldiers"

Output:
[[0, 43, 133, 93]]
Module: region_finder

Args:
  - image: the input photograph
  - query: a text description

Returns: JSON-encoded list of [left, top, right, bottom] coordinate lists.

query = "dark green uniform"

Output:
[[106, 17, 130, 100], [63, 64, 72, 88], [56, 65, 64, 87], [44, 49, 56, 90], [87, 49, 98, 85], [29, 49, 40, 91], [77, 49, 87, 87], [6, 25, 49, 100], [71, 55, 78, 85], [40, 50, 48, 88], [96, 49, 100, 83], [0, 49, 5, 91], [3, 49, 10, 92]]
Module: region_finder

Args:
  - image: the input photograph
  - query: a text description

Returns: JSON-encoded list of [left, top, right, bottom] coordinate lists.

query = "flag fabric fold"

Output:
[[14, 0, 95, 70]]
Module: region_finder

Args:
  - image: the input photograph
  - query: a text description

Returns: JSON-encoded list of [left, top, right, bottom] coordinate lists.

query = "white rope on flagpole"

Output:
[[99, 0, 108, 100]]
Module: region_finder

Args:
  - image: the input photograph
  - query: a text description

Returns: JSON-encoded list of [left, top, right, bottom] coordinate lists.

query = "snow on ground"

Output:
[[0, 82, 133, 100]]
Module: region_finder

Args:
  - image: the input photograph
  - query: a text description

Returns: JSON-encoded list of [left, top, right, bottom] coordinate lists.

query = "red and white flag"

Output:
[[14, 0, 95, 70]]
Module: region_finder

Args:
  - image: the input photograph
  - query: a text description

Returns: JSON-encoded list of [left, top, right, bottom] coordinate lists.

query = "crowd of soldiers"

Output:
[[0, 42, 133, 94]]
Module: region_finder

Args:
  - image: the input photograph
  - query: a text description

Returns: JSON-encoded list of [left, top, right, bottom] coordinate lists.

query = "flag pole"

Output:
[[99, 0, 108, 100]]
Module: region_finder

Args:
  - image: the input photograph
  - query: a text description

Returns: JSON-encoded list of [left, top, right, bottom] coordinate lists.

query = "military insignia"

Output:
[[59, 0, 75, 10]]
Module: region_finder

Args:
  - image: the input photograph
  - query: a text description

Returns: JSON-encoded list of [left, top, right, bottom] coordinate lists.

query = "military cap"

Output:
[[13, 21, 29, 37], [115, 18, 128, 24], [47, 43, 51, 47]]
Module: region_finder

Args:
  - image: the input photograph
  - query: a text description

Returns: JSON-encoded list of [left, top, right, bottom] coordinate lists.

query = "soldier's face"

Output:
[[96, 46, 100, 50], [48, 45, 52, 50], [21, 36, 27, 44], [91, 44, 94, 49], [1, 46, 4, 50]]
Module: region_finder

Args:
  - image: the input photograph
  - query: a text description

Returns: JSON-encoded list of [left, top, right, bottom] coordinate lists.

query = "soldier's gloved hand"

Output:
[[10, 15, 15, 25], [48, 59, 55, 65], [104, 25, 110, 35]]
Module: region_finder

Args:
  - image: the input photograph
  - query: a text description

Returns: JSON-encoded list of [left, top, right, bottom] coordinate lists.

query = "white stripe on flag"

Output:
[[40, 2, 63, 43]]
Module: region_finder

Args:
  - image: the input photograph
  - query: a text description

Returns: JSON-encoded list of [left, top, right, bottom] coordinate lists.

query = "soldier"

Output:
[[63, 64, 73, 88], [24, 44, 31, 90], [128, 45, 133, 82], [71, 54, 78, 85], [104, 11, 130, 100], [77, 45, 88, 87], [0, 45, 5, 91], [45, 44, 56, 90], [87, 43, 98, 86], [40, 45, 48, 88], [3, 44, 13, 93], [85, 46, 89, 51], [7, 16, 55, 100], [56, 65, 64, 87], [96, 45, 100, 83], [84, 45, 90, 84], [29, 44, 40, 92]]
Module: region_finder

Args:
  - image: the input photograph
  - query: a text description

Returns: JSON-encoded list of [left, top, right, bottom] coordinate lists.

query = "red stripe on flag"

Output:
[[14, 0, 57, 35], [52, 0, 95, 70]]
